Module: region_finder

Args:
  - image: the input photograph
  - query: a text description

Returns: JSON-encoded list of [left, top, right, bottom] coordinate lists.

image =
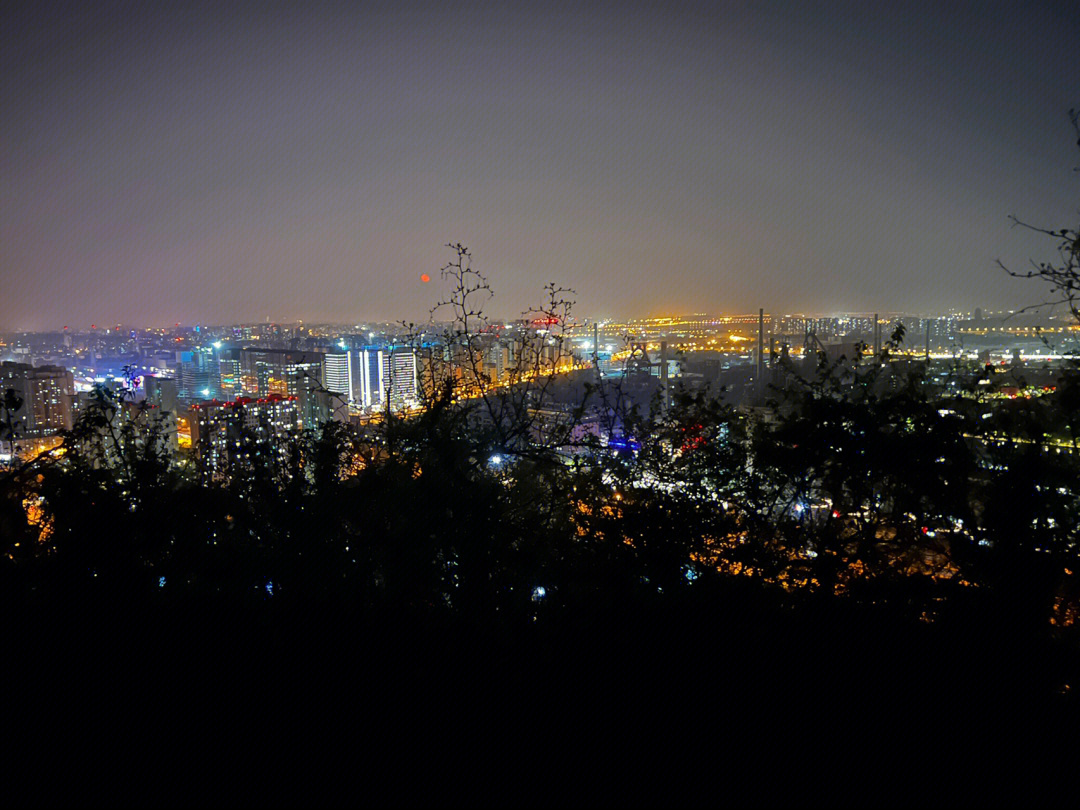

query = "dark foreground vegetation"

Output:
[[6, 330, 1079, 806]]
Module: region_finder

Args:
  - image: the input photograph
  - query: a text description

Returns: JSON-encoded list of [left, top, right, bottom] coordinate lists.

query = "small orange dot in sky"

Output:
[[420, 274, 431, 283]]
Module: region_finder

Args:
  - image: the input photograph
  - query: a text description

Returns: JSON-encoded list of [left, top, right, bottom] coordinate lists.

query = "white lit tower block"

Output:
[[356, 349, 385, 409], [324, 351, 353, 404], [381, 348, 419, 411]]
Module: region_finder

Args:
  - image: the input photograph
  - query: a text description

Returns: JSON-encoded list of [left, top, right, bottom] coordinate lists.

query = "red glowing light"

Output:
[[420, 273, 431, 283]]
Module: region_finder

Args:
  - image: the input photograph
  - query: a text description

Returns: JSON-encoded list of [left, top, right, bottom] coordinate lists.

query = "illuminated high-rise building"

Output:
[[353, 347, 419, 411], [144, 375, 179, 413], [178, 348, 217, 401], [356, 348, 384, 409], [189, 394, 301, 481], [217, 347, 241, 398], [486, 344, 508, 382], [239, 348, 324, 397], [0, 361, 75, 438], [325, 351, 353, 403], [236, 348, 326, 427], [382, 348, 419, 410]]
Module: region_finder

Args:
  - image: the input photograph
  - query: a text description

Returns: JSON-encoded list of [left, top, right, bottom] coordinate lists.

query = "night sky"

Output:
[[2, 1, 1078, 330]]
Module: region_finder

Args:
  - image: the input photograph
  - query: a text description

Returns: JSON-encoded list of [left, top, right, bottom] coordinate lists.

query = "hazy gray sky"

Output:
[[2, 1, 1078, 330]]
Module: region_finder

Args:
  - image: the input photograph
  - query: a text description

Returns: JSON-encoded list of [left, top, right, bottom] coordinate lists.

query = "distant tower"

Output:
[[593, 322, 601, 383], [660, 340, 670, 411], [757, 308, 765, 386], [873, 313, 880, 359]]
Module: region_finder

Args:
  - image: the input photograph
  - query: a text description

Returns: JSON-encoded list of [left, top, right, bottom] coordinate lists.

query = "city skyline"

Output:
[[2, 302, 1077, 335], [3, 1, 1078, 331]]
